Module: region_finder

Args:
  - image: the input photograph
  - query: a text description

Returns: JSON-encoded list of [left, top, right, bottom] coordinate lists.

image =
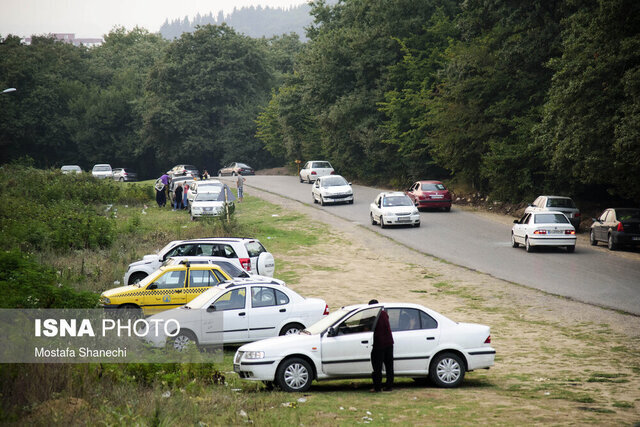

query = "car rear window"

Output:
[[546, 198, 576, 208], [214, 261, 249, 278], [615, 209, 640, 220], [312, 162, 332, 168], [421, 183, 445, 191], [534, 213, 570, 224], [237, 163, 251, 169], [93, 165, 111, 172], [245, 241, 266, 257]]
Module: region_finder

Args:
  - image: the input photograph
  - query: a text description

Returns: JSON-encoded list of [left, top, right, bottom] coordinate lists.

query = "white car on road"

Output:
[[233, 302, 495, 391], [511, 211, 577, 253], [370, 192, 420, 228], [144, 281, 329, 350], [299, 161, 334, 183], [312, 175, 353, 205], [123, 238, 275, 285]]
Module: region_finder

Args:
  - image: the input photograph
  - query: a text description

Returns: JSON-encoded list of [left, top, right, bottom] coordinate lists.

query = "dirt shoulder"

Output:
[[245, 185, 640, 423]]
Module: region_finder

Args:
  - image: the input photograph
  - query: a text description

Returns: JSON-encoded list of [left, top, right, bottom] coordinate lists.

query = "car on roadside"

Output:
[[233, 302, 495, 391], [61, 165, 82, 174], [91, 164, 113, 179], [312, 175, 353, 205], [525, 195, 581, 229], [190, 189, 235, 221], [123, 238, 275, 285], [112, 168, 138, 182], [590, 208, 640, 250], [143, 281, 329, 350], [168, 164, 199, 178], [100, 262, 233, 316], [406, 180, 452, 212], [299, 161, 334, 183], [186, 179, 223, 205], [511, 211, 576, 253], [370, 192, 420, 228], [217, 162, 255, 176]]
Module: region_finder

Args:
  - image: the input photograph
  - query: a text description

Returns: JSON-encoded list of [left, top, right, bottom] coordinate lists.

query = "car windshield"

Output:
[[303, 307, 355, 335], [198, 184, 223, 191], [383, 196, 413, 207], [321, 176, 348, 187], [137, 268, 165, 288], [312, 161, 332, 168], [546, 198, 576, 208], [195, 192, 222, 202], [615, 209, 640, 220], [534, 213, 570, 224], [421, 183, 445, 191], [93, 166, 110, 172], [185, 286, 227, 309]]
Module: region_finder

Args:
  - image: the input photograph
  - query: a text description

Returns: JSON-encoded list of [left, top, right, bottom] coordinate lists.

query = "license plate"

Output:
[[550, 230, 563, 234], [397, 217, 410, 222], [233, 364, 240, 373], [432, 195, 443, 199]]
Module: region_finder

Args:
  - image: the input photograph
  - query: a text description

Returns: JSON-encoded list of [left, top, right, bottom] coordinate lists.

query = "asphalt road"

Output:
[[236, 175, 640, 315]]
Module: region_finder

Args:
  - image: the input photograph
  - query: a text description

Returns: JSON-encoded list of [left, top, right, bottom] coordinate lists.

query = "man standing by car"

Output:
[[369, 299, 394, 392]]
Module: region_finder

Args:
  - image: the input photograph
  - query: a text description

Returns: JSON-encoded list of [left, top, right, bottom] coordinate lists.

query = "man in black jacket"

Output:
[[369, 299, 394, 392]]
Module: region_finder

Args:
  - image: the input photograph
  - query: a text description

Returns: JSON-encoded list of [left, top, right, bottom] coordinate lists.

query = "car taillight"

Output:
[[574, 212, 581, 217], [565, 230, 575, 235], [323, 304, 330, 315], [239, 258, 251, 271], [311, 171, 317, 175], [533, 229, 547, 235], [330, 171, 335, 174], [484, 335, 491, 344], [617, 222, 624, 232]]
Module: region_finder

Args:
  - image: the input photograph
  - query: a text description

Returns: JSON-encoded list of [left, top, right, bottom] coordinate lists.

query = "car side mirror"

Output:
[[348, 182, 352, 186], [325, 327, 336, 337], [207, 305, 216, 312], [513, 219, 519, 224]]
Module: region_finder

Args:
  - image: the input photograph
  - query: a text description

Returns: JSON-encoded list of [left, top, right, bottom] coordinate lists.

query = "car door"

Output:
[[142, 270, 187, 315], [370, 196, 381, 221], [513, 213, 530, 243], [202, 287, 248, 344], [300, 162, 310, 181], [248, 286, 291, 340], [320, 306, 381, 376], [313, 179, 321, 201], [594, 210, 608, 241], [406, 183, 418, 203], [386, 307, 440, 374], [186, 268, 224, 302]]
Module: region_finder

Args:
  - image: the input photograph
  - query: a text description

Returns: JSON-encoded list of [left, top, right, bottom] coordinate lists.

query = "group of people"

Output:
[[154, 169, 246, 209]]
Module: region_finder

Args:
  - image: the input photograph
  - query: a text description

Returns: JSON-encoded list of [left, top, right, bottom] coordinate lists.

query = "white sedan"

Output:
[[144, 281, 329, 350], [312, 175, 354, 205], [233, 302, 495, 392], [511, 211, 576, 253], [370, 192, 420, 228], [190, 186, 235, 220]]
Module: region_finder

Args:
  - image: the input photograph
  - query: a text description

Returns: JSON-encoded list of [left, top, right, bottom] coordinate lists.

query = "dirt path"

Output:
[[247, 187, 640, 424]]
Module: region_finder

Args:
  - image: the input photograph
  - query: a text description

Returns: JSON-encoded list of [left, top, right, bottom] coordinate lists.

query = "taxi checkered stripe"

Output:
[[119, 287, 209, 297]]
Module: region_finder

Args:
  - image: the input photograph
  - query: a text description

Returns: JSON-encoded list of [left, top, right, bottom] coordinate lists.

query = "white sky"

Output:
[[0, 0, 309, 39]]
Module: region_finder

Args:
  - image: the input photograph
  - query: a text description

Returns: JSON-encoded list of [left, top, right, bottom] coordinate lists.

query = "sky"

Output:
[[0, 0, 309, 39]]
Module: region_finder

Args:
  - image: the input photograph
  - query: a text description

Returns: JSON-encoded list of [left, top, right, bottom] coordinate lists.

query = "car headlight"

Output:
[[192, 206, 202, 212], [244, 351, 265, 360], [100, 295, 111, 305]]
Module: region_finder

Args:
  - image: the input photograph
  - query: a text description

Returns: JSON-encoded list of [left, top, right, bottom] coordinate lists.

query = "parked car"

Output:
[[61, 165, 82, 174], [163, 257, 285, 286], [511, 211, 576, 253], [112, 168, 138, 182], [143, 281, 329, 350], [186, 179, 223, 205], [123, 238, 275, 285], [299, 161, 334, 183], [91, 164, 113, 179], [590, 208, 640, 250], [168, 164, 199, 178], [370, 192, 420, 228], [190, 188, 236, 221], [525, 196, 581, 229], [218, 162, 255, 176], [233, 302, 495, 391], [406, 180, 452, 212], [100, 262, 233, 316], [312, 175, 353, 205]]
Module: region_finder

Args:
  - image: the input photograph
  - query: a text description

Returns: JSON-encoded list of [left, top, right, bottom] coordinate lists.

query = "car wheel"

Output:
[[413, 222, 420, 228], [444, 206, 451, 212], [608, 234, 617, 250], [119, 177, 124, 182], [511, 233, 519, 248], [128, 272, 148, 285], [276, 357, 313, 392], [191, 214, 196, 221], [590, 230, 598, 246], [313, 193, 318, 204], [429, 352, 465, 388], [279, 323, 304, 336], [380, 217, 386, 229], [349, 199, 354, 204], [262, 381, 275, 391], [566, 245, 575, 253], [170, 330, 198, 352], [319, 196, 325, 206], [525, 237, 533, 253], [370, 212, 377, 225], [300, 175, 304, 183]]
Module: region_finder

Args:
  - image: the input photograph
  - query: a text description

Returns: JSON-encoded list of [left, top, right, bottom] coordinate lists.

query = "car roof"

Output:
[[340, 302, 429, 311], [417, 180, 443, 184], [540, 195, 574, 200], [530, 210, 568, 216], [379, 191, 407, 197], [318, 174, 344, 179], [170, 237, 260, 244]]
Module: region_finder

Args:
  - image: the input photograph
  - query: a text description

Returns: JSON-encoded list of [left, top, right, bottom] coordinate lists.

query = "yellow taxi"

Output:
[[100, 262, 232, 316]]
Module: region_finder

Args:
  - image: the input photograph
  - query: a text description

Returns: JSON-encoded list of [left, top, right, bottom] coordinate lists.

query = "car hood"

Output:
[[192, 201, 225, 208], [238, 332, 320, 355], [130, 254, 160, 267], [381, 206, 417, 215], [321, 185, 352, 194], [102, 284, 140, 297]]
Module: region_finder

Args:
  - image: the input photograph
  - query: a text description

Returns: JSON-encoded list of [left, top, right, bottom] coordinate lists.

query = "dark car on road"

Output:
[[405, 180, 452, 212], [590, 208, 640, 250], [218, 162, 255, 176]]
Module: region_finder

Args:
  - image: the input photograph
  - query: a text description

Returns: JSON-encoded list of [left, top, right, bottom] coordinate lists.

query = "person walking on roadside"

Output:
[[236, 174, 246, 202], [174, 182, 184, 211], [369, 299, 394, 392]]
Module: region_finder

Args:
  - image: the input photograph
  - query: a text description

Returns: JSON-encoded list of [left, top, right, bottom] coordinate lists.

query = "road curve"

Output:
[[234, 175, 640, 315]]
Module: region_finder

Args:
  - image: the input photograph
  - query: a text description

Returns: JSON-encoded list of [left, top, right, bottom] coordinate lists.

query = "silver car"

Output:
[[91, 164, 113, 179], [112, 168, 138, 182], [524, 195, 581, 229]]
